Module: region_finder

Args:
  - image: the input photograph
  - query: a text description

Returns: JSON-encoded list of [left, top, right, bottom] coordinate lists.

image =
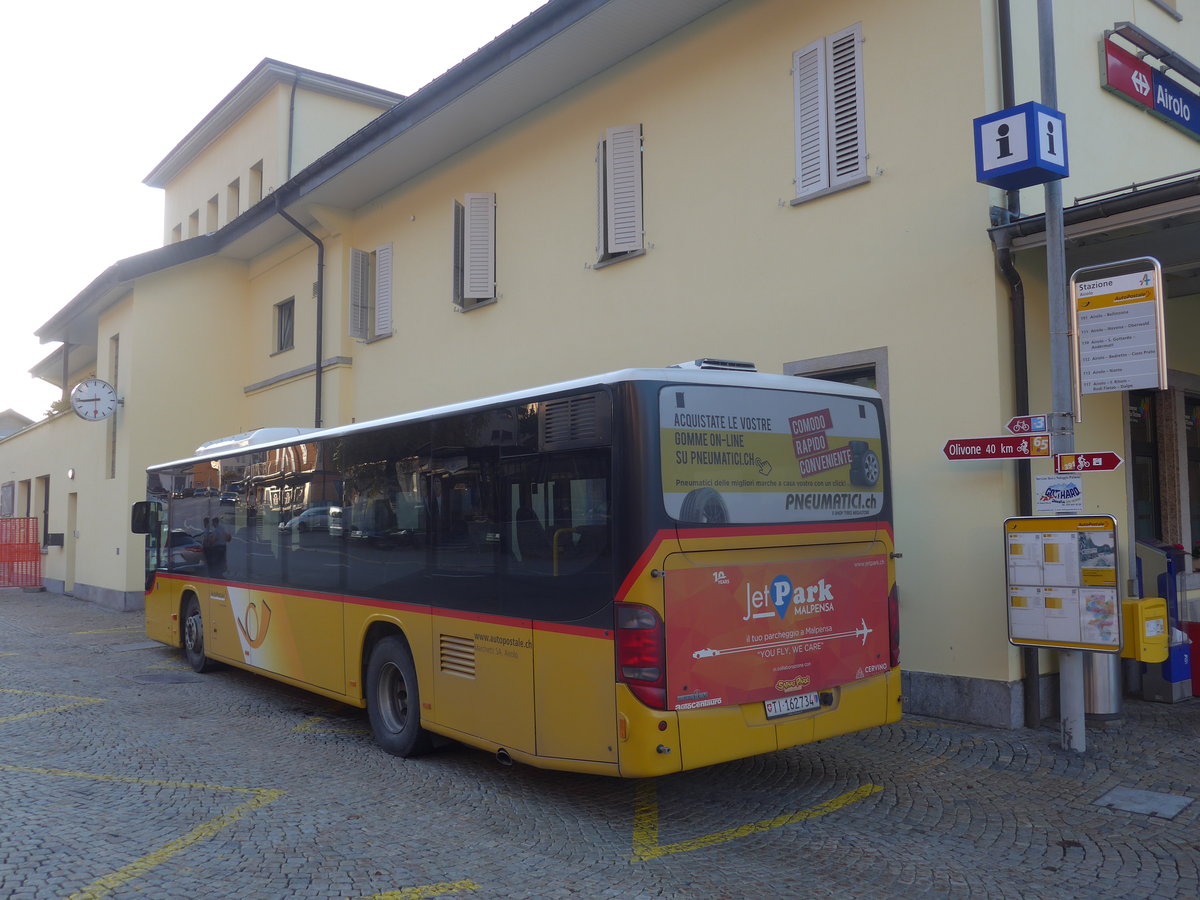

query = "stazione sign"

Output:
[[1072, 258, 1166, 400]]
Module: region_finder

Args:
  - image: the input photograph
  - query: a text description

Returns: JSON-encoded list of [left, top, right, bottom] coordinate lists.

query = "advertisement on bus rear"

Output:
[[660, 386, 885, 523], [664, 555, 891, 710]]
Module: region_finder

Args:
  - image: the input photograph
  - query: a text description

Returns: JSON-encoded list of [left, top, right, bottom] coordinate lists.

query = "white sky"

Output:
[[0, 0, 547, 420]]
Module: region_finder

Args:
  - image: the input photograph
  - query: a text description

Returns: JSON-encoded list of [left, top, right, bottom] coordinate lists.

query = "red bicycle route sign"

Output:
[[1054, 452, 1123, 474], [943, 434, 1050, 461]]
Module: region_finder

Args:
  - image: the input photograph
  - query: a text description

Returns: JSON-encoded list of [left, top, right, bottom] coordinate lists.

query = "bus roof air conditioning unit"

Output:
[[669, 358, 757, 372]]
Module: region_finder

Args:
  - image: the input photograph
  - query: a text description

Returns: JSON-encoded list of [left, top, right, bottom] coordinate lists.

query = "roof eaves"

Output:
[[283, 0, 610, 199], [143, 57, 405, 188]]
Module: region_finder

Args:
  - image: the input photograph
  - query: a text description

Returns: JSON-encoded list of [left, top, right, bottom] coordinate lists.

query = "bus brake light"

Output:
[[616, 603, 667, 709]]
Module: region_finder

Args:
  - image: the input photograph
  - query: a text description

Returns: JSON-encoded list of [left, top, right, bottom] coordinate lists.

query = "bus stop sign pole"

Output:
[[1038, 0, 1085, 753]]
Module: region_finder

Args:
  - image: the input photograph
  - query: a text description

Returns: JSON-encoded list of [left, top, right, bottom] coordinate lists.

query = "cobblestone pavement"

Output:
[[2, 588, 1198, 899]]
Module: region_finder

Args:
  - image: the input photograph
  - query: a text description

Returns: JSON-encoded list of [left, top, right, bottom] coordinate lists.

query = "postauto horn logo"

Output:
[[743, 575, 835, 621]]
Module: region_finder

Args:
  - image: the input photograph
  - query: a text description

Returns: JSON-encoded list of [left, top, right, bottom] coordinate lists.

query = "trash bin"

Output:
[[1084, 651, 1121, 719], [1142, 630, 1192, 704]]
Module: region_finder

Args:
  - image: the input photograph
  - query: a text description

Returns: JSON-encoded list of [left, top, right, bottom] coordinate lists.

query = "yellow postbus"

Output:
[[132, 362, 900, 776]]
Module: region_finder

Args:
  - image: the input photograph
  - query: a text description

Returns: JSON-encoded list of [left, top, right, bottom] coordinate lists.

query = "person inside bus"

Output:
[[205, 516, 231, 576]]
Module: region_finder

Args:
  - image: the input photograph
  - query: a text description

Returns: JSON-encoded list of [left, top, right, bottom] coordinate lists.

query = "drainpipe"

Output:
[[276, 201, 324, 429], [997, 0, 1040, 730]]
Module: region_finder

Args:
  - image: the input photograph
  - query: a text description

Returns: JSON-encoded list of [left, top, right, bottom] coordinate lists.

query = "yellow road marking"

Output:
[[362, 880, 482, 899], [70, 626, 142, 635], [631, 781, 882, 861], [0, 763, 282, 900], [0, 687, 105, 724]]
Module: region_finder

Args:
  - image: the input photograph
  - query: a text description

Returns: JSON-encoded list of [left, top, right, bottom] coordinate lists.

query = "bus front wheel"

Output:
[[182, 594, 215, 673], [366, 635, 433, 757]]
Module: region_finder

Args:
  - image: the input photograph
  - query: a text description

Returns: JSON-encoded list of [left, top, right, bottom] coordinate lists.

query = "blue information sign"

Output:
[[973, 102, 1069, 190]]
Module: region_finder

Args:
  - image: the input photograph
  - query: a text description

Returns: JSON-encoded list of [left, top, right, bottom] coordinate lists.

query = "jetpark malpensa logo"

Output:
[[742, 574, 836, 621]]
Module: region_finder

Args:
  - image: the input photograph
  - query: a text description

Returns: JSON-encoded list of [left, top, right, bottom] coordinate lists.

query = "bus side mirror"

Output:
[[131, 501, 152, 534]]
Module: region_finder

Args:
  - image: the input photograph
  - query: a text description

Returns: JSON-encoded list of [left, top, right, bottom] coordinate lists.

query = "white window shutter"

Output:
[[595, 138, 606, 257], [349, 248, 369, 339], [463, 192, 495, 300], [604, 125, 643, 253], [793, 40, 829, 197], [826, 24, 866, 187], [374, 243, 393, 337]]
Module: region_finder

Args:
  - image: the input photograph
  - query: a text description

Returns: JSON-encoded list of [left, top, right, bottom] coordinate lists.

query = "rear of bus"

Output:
[[612, 369, 900, 776]]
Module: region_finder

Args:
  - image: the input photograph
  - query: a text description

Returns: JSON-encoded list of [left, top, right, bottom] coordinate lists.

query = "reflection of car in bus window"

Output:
[[279, 506, 330, 533], [166, 530, 205, 572]]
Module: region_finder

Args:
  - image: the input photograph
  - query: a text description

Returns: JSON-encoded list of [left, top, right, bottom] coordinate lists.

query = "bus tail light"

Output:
[[616, 602, 667, 709], [888, 584, 900, 669]]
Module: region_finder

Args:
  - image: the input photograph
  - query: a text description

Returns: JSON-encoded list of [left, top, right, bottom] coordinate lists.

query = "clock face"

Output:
[[70, 378, 119, 421]]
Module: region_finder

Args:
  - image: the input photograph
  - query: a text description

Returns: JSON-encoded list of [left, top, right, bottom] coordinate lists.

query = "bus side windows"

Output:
[[501, 452, 613, 620]]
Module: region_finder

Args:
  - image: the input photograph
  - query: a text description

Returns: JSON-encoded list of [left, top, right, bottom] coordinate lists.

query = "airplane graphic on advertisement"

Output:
[[692, 618, 873, 659]]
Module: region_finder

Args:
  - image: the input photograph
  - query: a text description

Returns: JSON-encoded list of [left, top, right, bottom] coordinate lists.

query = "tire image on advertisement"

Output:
[[678, 487, 730, 523]]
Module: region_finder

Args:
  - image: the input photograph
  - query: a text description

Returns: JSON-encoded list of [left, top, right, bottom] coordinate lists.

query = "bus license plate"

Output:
[[764, 692, 820, 719]]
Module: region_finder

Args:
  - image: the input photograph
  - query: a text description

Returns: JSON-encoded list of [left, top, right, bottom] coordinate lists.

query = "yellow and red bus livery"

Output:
[[132, 362, 900, 776]]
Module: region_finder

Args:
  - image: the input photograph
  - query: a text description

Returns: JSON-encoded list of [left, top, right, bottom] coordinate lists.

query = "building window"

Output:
[[784, 346, 889, 425], [596, 125, 644, 264], [206, 195, 219, 233], [1130, 391, 1161, 542], [227, 178, 240, 221], [187, 210, 200, 238], [171, 224, 182, 244], [350, 245, 393, 339], [452, 194, 496, 312], [250, 160, 264, 205], [275, 298, 295, 354], [107, 335, 119, 480], [792, 23, 868, 204]]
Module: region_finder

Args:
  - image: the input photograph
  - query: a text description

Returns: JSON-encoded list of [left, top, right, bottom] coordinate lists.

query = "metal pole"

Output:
[[1038, 0, 1085, 753]]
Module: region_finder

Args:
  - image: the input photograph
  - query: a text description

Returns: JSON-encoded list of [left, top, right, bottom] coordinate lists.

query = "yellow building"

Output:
[[3, 0, 1199, 729]]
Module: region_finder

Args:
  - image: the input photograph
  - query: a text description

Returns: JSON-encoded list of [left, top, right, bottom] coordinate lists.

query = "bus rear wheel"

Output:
[[182, 594, 215, 673], [366, 635, 433, 757]]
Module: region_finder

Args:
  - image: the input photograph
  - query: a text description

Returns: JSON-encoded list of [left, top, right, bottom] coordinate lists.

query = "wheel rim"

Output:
[[184, 609, 203, 655], [377, 661, 410, 734], [864, 453, 880, 484]]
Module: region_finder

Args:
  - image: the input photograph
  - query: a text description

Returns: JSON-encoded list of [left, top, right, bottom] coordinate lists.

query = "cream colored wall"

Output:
[[291, 92, 393, 174], [1000, 0, 1200, 217], [310, 0, 1026, 684], [162, 86, 288, 241], [161, 86, 393, 243]]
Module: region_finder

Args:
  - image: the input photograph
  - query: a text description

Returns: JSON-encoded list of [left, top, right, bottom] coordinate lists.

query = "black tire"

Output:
[[182, 594, 215, 673], [678, 487, 729, 523], [366, 635, 433, 757]]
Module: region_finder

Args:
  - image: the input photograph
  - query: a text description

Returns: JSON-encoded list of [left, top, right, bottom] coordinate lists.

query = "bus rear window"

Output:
[[659, 385, 885, 524]]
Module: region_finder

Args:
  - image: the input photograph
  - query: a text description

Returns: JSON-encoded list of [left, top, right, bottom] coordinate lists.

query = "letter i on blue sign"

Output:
[[772, 575, 793, 619]]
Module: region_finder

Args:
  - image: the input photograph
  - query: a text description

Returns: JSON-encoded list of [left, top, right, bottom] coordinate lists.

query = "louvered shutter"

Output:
[[374, 243, 392, 337], [452, 201, 464, 307], [604, 125, 643, 254], [463, 192, 495, 300], [595, 138, 606, 257], [349, 248, 369, 339], [793, 40, 829, 198], [826, 25, 866, 188]]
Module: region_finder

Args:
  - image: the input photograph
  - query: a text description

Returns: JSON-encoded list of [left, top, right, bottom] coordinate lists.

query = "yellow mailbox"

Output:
[[1121, 598, 1169, 664]]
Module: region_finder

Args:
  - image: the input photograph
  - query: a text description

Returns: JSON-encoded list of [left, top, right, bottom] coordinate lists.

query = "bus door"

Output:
[[427, 440, 536, 755], [505, 451, 617, 765]]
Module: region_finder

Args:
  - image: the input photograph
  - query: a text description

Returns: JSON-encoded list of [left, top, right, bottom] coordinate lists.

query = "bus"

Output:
[[131, 361, 900, 776]]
